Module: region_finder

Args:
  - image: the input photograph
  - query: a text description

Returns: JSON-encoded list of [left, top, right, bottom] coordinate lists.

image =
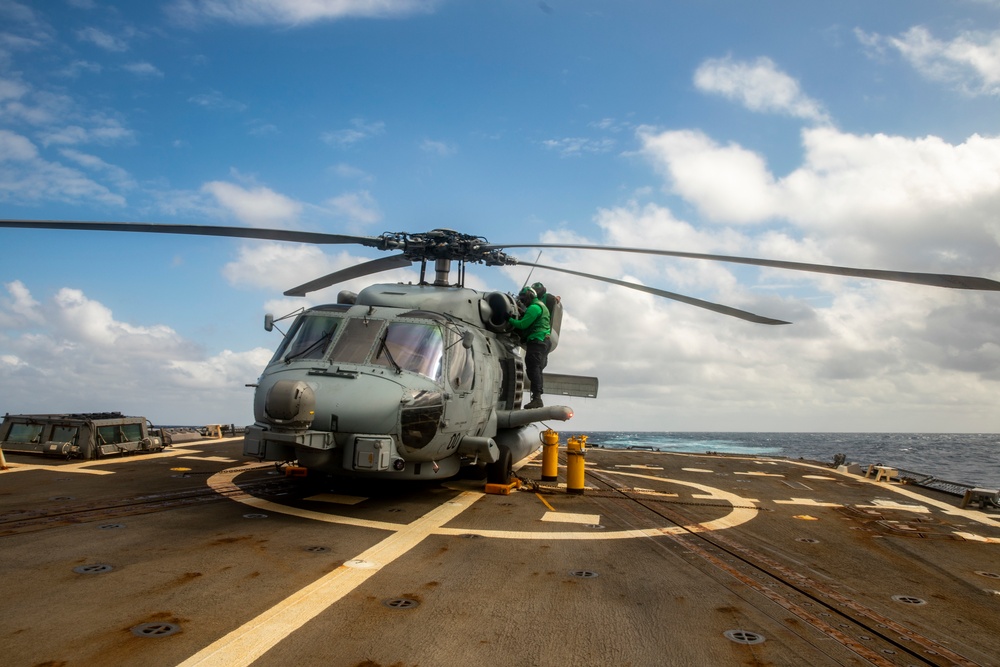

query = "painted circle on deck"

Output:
[[206, 463, 759, 541]]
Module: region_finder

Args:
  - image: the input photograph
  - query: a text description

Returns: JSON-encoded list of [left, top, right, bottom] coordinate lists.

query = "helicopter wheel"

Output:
[[486, 445, 512, 485]]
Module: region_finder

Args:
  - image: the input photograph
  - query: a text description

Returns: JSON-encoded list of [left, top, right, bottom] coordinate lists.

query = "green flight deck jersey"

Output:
[[509, 297, 551, 343]]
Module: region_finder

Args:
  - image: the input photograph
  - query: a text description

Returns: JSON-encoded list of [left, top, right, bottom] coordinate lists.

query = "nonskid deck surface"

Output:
[[1, 439, 999, 667]]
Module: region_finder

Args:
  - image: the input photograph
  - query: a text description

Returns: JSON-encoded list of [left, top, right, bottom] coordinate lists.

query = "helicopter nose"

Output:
[[264, 380, 316, 428]]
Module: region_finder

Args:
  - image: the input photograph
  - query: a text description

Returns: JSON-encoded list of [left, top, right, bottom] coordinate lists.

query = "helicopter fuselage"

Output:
[[243, 282, 572, 481]]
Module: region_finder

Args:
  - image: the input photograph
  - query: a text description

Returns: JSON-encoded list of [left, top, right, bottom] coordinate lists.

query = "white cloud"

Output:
[[638, 125, 1000, 270], [541, 136, 616, 157], [325, 190, 382, 225], [331, 162, 374, 182], [858, 26, 1000, 95], [0, 283, 265, 424], [188, 90, 247, 112], [168, 347, 274, 389], [694, 56, 830, 123], [321, 118, 385, 147], [221, 242, 416, 296], [420, 138, 457, 156], [122, 61, 163, 77], [38, 116, 134, 146], [59, 148, 135, 190], [0, 129, 126, 206], [0, 280, 44, 327], [168, 0, 440, 26], [75, 26, 129, 52], [202, 180, 303, 227], [638, 127, 777, 223], [529, 209, 1000, 432]]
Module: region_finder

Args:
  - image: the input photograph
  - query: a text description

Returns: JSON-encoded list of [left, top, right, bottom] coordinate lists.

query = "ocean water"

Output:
[[578, 432, 1000, 490]]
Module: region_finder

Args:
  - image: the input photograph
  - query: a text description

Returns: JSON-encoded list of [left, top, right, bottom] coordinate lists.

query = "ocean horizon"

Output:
[[576, 431, 1000, 491]]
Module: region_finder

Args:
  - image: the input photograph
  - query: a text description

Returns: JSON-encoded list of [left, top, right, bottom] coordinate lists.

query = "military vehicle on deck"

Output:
[[0, 412, 169, 460]]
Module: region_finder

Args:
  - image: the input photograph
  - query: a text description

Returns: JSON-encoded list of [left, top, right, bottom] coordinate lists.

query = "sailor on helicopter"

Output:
[[509, 284, 551, 409]]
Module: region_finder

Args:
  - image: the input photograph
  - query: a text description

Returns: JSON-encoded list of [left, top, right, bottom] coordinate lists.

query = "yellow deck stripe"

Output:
[[177, 491, 482, 667]]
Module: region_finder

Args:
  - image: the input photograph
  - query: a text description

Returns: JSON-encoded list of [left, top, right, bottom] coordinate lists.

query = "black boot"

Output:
[[524, 396, 544, 409]]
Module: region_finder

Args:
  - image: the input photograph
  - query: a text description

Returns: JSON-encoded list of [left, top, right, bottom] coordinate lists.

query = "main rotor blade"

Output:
[[495, 243, 1000, 291], [519, 261, 790, 325], [284, 254, 413, 297], [0, 219, 380, 247]]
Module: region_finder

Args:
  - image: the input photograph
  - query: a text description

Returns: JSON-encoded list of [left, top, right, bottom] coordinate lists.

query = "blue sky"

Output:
[[2, 0, 1000, 431]]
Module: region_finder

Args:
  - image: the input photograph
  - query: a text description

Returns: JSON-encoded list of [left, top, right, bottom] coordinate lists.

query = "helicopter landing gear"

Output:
[[486, 444, 513, 485]]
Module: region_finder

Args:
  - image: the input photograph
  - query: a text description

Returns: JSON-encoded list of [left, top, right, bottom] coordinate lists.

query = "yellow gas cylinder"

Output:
[[541, 429, 559, 481], [566, 435, 586, 494]]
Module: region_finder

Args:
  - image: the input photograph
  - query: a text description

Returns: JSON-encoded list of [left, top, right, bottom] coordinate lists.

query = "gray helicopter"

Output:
[[2, 220, 1000, 484]]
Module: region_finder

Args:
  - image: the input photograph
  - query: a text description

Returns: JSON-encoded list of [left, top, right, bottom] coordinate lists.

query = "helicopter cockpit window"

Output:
[[372, 322, 444, 382], [280, 315, 341, 362], [329, 318, 384, 364]]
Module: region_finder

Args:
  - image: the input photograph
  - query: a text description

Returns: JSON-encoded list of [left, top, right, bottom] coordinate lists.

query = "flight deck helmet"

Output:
[[531, 282, 547, 299], [518, 286, 537, 305]]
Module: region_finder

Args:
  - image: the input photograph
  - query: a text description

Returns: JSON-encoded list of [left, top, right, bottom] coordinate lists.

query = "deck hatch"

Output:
[[723, 630, 765, 645]]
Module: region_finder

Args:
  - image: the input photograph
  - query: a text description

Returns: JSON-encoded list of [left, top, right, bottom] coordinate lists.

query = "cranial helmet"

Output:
[[531, 282, 547, 298], [518, 286, 537, 304]]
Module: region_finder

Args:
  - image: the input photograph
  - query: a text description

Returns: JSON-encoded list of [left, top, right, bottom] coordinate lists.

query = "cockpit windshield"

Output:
[[372, 322, 444, 382], [276, 314, 341, 362]]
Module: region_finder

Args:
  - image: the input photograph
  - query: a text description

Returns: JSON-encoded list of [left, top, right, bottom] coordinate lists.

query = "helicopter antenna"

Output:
[[521, 251, 543, 289]]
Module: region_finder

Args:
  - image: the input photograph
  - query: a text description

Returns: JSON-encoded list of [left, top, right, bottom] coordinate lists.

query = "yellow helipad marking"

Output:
[[207, 465, 400, 531], [692, 493, 727, 500], [954, 532, 1000, 544], [178, 489, 482, 667], [304, 493, 368, 505], [794, 515, 820, 521], [774, 498, 842, 508], [178, 455, 237, 463], [541, 511, 600, 525], [802, 475, 837, 481], [0, 463, 114, 476], [682, 468, 714, 473], [762, 457, 1000, 531], [634, 489, 680, 498], [205, 462, 759, 543]]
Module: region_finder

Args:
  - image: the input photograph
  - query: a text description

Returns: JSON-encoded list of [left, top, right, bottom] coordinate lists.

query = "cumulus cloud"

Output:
[[0, 282, 267, 424], [325, 190, 382, 225], [694, 56, 830, 123], [221, 242, 416, 296], [202, 180, 303, 227], [168, 0, 440, 26], [529, 206, 1000, 431], [637, 124, 1000, 271], [858, 26, 1000, 95]]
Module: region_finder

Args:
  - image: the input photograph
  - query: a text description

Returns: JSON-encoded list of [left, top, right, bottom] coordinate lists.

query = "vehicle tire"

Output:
[[486, 445, 512, 485]]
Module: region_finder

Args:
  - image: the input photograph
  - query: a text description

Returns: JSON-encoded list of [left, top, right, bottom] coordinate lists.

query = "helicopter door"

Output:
[[442, 330, 476, 433]]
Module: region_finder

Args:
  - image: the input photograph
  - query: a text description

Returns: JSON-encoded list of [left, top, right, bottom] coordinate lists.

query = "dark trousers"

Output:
[[525, 340, 549, 399]]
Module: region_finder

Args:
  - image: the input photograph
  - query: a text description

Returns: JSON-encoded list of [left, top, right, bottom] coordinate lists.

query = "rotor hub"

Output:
[[376, 229, 511, 266]]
